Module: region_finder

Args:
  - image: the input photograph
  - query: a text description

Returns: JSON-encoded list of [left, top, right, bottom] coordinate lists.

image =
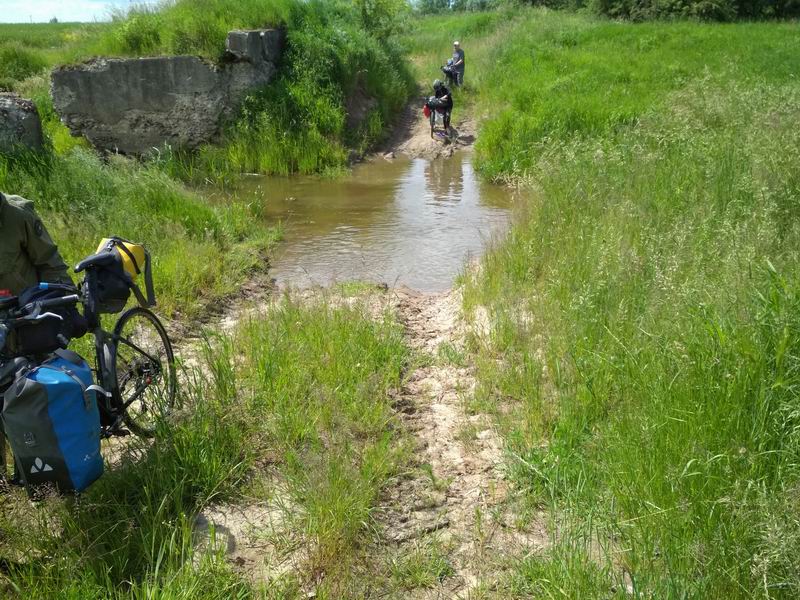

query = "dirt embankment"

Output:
[[375, 98, 478, 162]]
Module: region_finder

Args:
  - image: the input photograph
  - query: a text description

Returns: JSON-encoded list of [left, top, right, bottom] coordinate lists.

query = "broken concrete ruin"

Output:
[[51, 29, 285, 155]]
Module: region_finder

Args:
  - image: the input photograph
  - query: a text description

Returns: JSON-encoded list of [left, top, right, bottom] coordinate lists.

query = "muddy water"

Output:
[[240, 152, 512, 292]]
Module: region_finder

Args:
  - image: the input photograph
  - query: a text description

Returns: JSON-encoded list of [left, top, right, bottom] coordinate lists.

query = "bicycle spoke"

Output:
[[115, 334, 161, 365]]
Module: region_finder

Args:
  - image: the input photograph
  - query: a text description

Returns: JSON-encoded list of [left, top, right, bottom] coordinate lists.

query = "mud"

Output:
[[376, 98, 478, 162]]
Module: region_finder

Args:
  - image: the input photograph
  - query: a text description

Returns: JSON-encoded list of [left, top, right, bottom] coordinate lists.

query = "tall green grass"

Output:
[[0, 148, 277, 319], [0, 23, 108, 90], [230, 296, 407, 591], [0, 298, 407, 597], [471, 12, 800, 181], [407, 7, 800, 597]]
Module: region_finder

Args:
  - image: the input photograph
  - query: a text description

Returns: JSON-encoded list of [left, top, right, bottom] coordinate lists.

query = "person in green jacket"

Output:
[[0, 192, 72, 295], [0, 191, 72, 487]]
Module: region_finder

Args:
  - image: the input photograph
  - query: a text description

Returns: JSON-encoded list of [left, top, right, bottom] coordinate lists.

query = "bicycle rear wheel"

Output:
[[110, 307, 176, 438]]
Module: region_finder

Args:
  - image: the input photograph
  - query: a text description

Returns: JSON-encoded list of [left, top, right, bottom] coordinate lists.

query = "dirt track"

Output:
[[374, 98, 477, 162], [377, 287, 546, 597], [189, 104, 538, 595]]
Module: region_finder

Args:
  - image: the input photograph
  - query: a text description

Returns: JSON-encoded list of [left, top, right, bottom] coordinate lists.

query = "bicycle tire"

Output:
[[109, 307, 176, 438]]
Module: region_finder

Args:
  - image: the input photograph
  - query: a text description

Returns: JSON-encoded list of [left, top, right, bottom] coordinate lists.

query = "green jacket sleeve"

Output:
[[20, 205, 73, 287]]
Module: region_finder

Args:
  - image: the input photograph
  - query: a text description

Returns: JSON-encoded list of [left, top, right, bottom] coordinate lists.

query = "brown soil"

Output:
[[377, 287, 547, 597], [375, 98, 478, 162], [193, 485, 306, 587]]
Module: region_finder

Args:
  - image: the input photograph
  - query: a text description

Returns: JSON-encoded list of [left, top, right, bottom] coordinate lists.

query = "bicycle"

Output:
[[425, 95, 452, 140], [0, 266, 176, 441]]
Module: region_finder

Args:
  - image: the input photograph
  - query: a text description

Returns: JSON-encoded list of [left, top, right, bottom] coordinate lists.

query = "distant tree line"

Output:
[[412, 0, 800, 20]]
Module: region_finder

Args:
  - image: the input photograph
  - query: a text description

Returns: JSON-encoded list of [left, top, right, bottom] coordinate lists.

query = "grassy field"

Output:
[[3, 4, 800, 598], [403, 8, 800, 597]]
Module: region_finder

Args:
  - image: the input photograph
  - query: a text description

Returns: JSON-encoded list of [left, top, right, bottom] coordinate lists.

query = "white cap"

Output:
[[453, 40, 460, 46]]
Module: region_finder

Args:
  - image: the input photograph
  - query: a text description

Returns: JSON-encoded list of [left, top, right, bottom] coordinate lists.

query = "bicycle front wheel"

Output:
[[110, 307, 176, 438]]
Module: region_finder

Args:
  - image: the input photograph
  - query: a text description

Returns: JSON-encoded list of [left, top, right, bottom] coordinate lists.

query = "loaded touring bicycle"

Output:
[[0, 237, 176, 494]]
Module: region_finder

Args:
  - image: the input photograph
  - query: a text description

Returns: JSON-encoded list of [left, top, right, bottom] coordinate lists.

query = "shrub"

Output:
[[115, 11, 163, 54], [587, 0, 800, 19]]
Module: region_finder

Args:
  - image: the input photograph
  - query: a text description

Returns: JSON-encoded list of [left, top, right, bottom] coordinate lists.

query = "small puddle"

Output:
[[238, 152, 513, 292]]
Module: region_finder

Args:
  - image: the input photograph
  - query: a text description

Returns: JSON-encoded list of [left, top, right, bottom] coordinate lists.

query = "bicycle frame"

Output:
[[81, 269, 126, 437], [89, 324, 123, 437]]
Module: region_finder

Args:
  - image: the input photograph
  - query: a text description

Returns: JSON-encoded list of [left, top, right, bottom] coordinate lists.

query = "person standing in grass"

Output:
[[0, 192, 72, 295], [452, 41, 465, 87]]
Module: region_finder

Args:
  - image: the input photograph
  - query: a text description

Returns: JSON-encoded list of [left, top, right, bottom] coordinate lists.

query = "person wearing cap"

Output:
[[452, 41, 465, 87]]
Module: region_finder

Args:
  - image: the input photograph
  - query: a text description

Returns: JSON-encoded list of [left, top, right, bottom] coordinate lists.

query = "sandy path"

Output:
[[379, 287, 546, 598]]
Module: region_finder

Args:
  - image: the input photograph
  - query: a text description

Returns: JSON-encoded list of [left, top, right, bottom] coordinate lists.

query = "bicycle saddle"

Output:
[[74, 251, 116, 273]]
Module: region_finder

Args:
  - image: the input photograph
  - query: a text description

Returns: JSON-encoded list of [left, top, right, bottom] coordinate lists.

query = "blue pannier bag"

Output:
[[2, 349, 104, 493]]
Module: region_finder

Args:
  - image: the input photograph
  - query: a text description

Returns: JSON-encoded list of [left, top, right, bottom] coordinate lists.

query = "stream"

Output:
[[237, 151, 513, 292]]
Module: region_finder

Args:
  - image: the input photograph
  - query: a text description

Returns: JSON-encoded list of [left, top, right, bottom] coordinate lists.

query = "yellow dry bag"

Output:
[[96, 238, 147, 280], [95, 237, 156, 308]]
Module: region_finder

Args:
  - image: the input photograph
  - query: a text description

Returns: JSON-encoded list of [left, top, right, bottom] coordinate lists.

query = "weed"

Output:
[[0, 297, 408, 596], [437, 341, 467, 366], [0, 149, 278, 318], [389, 537, 455, 590]]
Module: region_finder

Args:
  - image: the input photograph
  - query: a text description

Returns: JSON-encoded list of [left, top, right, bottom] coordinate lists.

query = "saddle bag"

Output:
[[87, 237, 156, 314], [2, 350, 104, 493]]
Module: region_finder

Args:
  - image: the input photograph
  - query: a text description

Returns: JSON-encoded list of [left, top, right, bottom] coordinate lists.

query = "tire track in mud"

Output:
[[379, 287, 547, 598]]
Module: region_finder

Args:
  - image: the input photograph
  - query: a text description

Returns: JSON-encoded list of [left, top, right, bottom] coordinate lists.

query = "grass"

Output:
[[155, 0, 415, 180], [5, 4, 799, 598], [0, 297, 408, 597], [0, 23, 108, 90], [0, 5, 415, 596], [389, 537, 455, 590], [416, 7, 800, 597], [0, 148, 278, 319], [471, 12, 800, 181], [2, 1, 416, 181]]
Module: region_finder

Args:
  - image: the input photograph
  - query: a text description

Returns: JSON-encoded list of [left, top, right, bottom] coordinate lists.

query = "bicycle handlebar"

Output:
[[26, 294, 80, 313], [3, 294, 79, 329], [0, 294, 80, 354]]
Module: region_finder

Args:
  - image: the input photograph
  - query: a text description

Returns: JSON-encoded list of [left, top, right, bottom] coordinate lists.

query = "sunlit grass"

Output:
[[409, 7, 800, 597], [1, 298, 408, 597]]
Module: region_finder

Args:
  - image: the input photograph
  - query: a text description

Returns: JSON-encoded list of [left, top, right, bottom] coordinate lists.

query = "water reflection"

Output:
[[237, 152, 513, 292]]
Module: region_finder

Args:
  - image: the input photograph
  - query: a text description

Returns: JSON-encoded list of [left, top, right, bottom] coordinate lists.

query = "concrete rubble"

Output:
[[51, 29, 285, 154], [0, 93, 44, 153]]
